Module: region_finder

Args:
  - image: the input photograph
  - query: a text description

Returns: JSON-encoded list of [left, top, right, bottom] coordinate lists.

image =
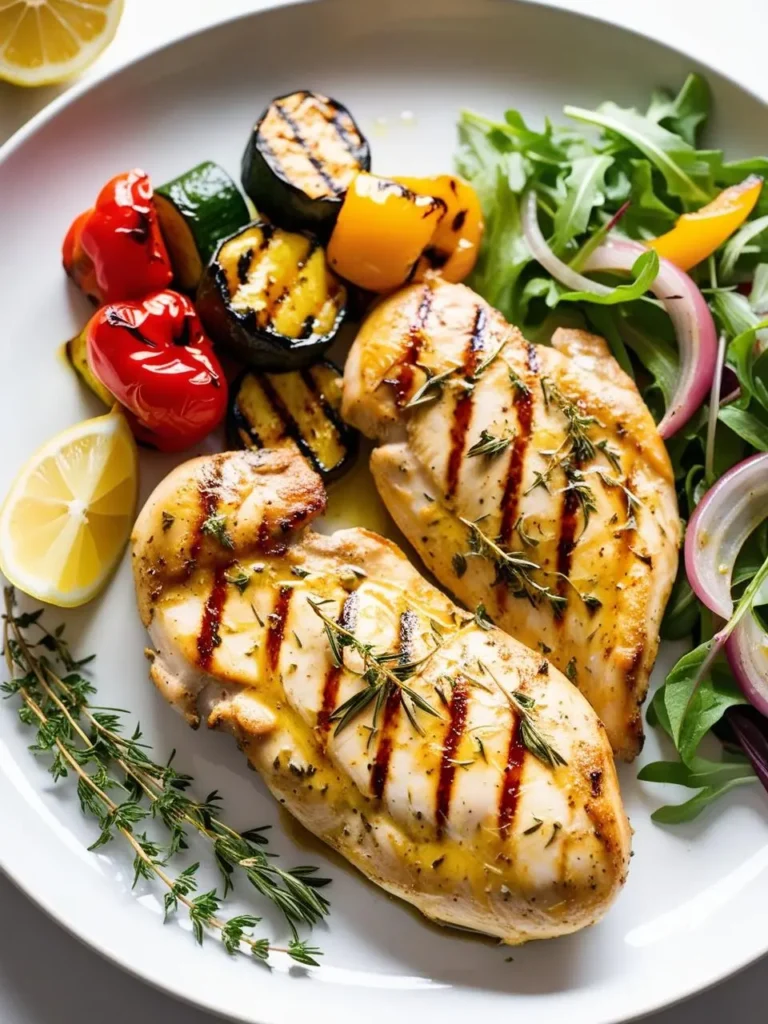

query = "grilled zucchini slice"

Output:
[[64, 328, 113, 406], [229, 361, 356, 480], [155, 162, 250, 291], [196, 220, 347, 371], [241, 91, 370, 235]]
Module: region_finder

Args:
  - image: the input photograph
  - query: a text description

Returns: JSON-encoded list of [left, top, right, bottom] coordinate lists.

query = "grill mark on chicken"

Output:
[[317, 591, 361, 736], [446, 305, 487, 498], [389, 282, 433, 405], [526, 342, 540, 374], [498, 715, 526, 836], [370, 609, 418, 800], [555, 485, 580, 613], [435, 677, 469, 838], [196, 566, 228, 671], [499, 378, 535, 544], [266, 586, 293, 672], [189, 457, 224, 573]]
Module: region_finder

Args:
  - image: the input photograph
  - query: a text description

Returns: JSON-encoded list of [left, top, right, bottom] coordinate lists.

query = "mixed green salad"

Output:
[[457, 73, 768, 822]]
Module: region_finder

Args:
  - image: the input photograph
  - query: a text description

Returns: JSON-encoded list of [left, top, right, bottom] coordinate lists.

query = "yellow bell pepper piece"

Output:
[[648, 175, 763, 271], [395, 174, 484, 283], [327, 172, 446, 292]]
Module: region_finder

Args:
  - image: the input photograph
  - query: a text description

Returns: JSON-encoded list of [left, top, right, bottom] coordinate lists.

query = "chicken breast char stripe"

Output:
[[132, 447, 631, 944], [342, 278, 681, 760]]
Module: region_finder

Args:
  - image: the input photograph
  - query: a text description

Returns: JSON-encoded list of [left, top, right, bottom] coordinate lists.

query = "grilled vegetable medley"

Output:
[[59, 88, 484, 459]]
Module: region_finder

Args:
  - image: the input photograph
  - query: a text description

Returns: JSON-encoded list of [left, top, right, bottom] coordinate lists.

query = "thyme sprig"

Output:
[[480, 661, 567, 768], [307, 597, 445, 736], [467, 429, 512, 459], [540, 377, 599, 463], [404, 366, 461, 409], [1, 589, 329, 967], [201, 512, 234, 550], [459, 517, 567, 612]]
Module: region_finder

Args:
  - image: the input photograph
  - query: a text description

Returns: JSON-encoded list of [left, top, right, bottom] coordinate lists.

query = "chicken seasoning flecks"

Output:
[[370, 608, 417, 800]]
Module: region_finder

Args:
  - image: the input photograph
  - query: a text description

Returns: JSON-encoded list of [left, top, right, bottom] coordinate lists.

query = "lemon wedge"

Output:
[[0, 0, 124, 87], [0, 408, 138, 607]]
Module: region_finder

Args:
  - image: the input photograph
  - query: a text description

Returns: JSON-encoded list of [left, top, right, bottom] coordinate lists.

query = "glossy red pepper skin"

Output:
[[62, 169, 173, 304], [86, 291, 227, 453]]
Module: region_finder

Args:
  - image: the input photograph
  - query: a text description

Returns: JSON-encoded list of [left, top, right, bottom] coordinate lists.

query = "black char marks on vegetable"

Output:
[[499, 373, 535, 545], [389, 282, 434, 405], [197, 566, 229, 671], [317, 591, 361, 738], [370, 610, 417, 800], [446, 305, 487, 498], [104, 307, 157, 348], [435, 676, 470, 838], [266, 586, 293, 672], [498, 714, 526, 837], [273, 99, 341, 196]]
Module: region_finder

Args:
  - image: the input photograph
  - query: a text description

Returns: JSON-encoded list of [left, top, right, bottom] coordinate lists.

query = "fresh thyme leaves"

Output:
[[467, 429, 512, 459], [565, 658, 578, 682], [201, 512, 234, 550], [224, 566, 251, 593], [2, 589, 329, 966], [597, 439, 622, 473], [403, 367, 456, 409], [545, 821, 562, 848], [470, 338, 507, 381], [562, 462, 598, 533], [460, 517, 567, 612], [523, 817, 543, 835], [306, 597, 444, 737], [508, 368, 531, 398], [161, 510, 175, 532], [540, 377, 599, 464], [480, 661, 567, 769]]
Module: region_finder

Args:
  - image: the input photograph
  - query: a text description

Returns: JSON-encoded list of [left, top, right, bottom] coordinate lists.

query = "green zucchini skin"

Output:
[[241, 90, 370, 237], [155, 161, 250, 291], [196, 220, 347, 372], [228, 362, 357, 481]]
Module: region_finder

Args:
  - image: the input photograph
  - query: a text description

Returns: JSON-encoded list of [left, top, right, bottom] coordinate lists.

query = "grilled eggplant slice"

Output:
[[241, 91, 370, 235], [196, 220, 347, 371], [155, 162, 250, 291], [64, 329, 113, 406], [229, 361, 356, 480]]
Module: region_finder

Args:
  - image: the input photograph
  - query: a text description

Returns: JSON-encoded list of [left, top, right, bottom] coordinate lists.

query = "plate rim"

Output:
[[1, 1, 767, 1020]]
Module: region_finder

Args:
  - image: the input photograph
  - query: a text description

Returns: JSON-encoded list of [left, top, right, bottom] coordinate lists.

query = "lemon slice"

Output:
[[0, 0, 124, 87], [0, 408, 138, 607]]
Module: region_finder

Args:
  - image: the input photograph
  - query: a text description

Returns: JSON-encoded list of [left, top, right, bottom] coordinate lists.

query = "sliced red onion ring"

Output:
[[685, 452, 768, 715], [521, 190, 718, 438]]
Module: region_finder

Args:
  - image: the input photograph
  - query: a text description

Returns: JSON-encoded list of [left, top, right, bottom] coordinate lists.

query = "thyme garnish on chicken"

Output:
[[459, 517, 567, 612], [467, 428, 512, 459], [480, 661, 567, 768], [1, 589, 329, 967], [307, 596, 444, 736]]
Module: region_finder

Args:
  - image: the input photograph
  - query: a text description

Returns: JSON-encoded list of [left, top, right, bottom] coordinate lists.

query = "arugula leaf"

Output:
[[713, 290, 762, 342], [645, 73, 710, 147], [469, 172, 530, 321], [677, 673, 748, 764], [619, 305, 679, 410], [720, 214, 768, 280], [661, 571, 700, 641], [550, 155, 613, 254], [750, 264, 768, 315], [725, 318, 768, 409], [583, 306, 634, 376], [718, 404, 768, 450], [664, 637, 718, 746], [557, 250, 659, 306], [564, 101, 709, 203], [649, 776, 757, 824], [621, 159, 679, 237], [638, 754, 753, 788]]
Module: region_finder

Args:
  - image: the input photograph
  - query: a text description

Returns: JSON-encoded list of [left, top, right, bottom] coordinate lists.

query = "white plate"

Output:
[[1, 2, 768, 1022]]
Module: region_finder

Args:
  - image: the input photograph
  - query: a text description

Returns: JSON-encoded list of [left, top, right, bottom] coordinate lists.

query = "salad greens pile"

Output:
[[455, 74, 768, 822]]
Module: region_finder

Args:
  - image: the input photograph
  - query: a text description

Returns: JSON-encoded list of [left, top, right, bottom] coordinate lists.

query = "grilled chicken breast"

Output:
[[133, 447, 630, 944], [342, 278, 680, 760]]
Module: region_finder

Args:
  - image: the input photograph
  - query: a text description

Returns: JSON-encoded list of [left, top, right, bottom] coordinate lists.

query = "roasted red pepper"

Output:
[[63, 169, 173, 304], [86, 290, 227, 452]]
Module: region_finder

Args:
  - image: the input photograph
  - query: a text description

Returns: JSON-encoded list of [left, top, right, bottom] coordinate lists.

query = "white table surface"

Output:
[[1, 0, 767, 1021]]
